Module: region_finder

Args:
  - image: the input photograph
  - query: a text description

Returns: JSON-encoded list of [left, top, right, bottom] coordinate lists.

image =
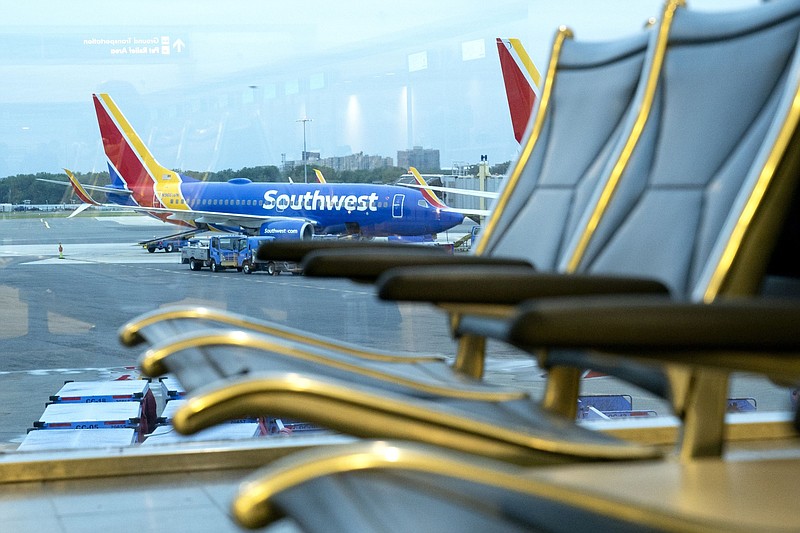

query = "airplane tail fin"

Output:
[[313, 169, 327, 184], [496, 38, 542, 144], [93, 93, 180, 208], [409, 167, 448, 209]]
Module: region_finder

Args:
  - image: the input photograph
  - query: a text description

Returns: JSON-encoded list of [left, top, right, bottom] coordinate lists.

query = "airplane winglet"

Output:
[[93, 93, 183, 210], [63, 169, 102, 206], [313, 169, 327, 184], [410, 167, 448, 209]]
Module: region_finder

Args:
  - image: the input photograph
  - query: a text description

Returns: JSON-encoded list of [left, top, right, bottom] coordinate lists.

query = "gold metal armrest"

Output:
[[231, 440, 685, 530], [139, 329, 526, 401], [120, 304, 445, 362], [170, 372, 661, 465]]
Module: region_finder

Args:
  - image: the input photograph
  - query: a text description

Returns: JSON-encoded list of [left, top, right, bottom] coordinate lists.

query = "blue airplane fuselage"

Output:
[[175, 179, 464, 237], [94, 93, 463, 239]]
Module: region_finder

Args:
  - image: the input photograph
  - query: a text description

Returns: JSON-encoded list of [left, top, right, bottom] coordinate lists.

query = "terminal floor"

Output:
[[3, 438, 800, 533], [0, 468, 301, 533]]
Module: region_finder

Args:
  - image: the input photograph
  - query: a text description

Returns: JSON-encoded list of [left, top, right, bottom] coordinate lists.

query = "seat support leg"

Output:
[[678, 369, 729, 461], [453, 334, 486, 378], [542, 365, 581, 420]]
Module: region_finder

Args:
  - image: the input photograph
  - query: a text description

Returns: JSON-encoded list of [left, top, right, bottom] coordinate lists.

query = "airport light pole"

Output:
[[297, 117, 312, 183]]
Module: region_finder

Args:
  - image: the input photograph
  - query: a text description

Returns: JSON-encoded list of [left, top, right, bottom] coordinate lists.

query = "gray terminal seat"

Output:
[[227, 287, 800, 531], [231, 423, 800, 532], [372, 0, 800, 455], [124, 0, 800, 467]]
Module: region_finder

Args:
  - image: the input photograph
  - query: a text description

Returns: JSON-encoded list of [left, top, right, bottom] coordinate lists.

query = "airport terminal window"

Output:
[[0, 0, 794, 459]]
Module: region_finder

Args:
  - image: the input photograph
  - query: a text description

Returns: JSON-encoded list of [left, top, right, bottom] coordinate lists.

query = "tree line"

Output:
[[0, 162, 511, 205]]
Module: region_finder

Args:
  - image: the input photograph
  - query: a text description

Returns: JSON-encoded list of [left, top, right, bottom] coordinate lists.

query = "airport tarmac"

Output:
[[0, 214, 522, 448], [0, 213, 793, 452]]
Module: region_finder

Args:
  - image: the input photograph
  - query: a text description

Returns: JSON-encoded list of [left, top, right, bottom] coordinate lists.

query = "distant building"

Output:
[[319, 152, 393, 171], [397, 146, 440, 172], [285, 151, 393, 172]]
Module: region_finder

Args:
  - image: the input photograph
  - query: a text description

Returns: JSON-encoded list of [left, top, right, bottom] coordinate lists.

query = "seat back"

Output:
[[474, 29, 650, 272], [542, 0, 800, 456], [451, 28, 653, 376], [561, 0, 800, 300]]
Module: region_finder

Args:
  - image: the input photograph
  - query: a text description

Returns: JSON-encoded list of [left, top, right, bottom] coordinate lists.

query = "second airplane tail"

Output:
[[496, 38, 542, 144], [93, 93, 184, 210], [313, 169, 328, 184]]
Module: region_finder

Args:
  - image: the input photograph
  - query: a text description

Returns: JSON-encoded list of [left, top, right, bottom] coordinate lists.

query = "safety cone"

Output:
[[58, 243, 64, 259]]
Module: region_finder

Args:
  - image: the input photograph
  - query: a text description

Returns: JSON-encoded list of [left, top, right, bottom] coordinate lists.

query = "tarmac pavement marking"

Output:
[[0, 366, 141, 378]]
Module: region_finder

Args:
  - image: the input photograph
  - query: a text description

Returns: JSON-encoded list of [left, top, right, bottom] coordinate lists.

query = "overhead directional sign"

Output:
[[82, 34, 188, 61], [0, 30, 191, 64]]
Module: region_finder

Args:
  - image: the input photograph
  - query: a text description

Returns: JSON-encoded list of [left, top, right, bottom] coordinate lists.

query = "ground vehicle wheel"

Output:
[[147, 245, 156, 253], [243, 261, 252, 275], [266, 262, 276, 276], [189, 258, 200, 271], [210, 260, 219, 272], [166, 243, 174, 253]]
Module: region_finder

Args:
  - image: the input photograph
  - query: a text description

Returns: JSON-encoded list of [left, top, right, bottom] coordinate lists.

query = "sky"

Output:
[[0, 1, 758, 177]]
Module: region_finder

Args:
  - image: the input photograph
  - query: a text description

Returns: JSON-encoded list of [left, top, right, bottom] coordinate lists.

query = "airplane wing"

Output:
[[38, 175, 134, 199], [407, 166, 494, 218], [48, 169, 321, 229], [159, 207, 320, 230], [441, 206, 492, 217], [40, 169, 138, 218], [397, 182, 499, 199], [64, 201, 321, 231]]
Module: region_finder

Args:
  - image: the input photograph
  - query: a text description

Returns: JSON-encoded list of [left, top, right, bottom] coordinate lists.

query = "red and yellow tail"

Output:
[[93, 93, 186, 212], [313, 169, 327, 184], [496, 38, 542, 144]]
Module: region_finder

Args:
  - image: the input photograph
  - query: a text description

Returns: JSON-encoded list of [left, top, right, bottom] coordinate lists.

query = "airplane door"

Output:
[[392, 194, 405, 218]]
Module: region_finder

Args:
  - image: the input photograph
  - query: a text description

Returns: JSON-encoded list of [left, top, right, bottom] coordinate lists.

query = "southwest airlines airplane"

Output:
[[55, 93, 465, 240]]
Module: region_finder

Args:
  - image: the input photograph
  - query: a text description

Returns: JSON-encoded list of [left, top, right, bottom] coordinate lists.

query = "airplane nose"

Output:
[[443, 209, 465, 229]]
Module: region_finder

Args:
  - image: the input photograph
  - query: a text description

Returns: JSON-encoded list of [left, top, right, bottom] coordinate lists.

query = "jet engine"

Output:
[[259, 220, 314, 240]]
